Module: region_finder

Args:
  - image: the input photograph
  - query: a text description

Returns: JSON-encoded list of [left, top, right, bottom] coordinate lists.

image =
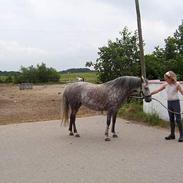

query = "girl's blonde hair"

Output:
[[164, 71, 177, 82]]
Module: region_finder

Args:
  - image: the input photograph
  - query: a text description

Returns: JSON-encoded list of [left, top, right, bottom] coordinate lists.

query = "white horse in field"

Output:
[[76, 77, 84, 81]]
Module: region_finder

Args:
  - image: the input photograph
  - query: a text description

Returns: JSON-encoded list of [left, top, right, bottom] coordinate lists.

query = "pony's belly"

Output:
[[83, 103, 106, 111]]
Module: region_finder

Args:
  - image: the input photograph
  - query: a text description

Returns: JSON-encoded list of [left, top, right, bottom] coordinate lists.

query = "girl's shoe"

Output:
[[165, 134, 175, 140], [178, 136, 183, 142]]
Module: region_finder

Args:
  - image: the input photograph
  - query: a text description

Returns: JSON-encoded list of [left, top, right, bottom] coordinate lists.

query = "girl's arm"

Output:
[[177, 84, 183, 95], [150, 83, 166, 96]]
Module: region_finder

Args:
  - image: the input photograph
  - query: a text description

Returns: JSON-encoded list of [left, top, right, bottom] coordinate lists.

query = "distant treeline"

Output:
[[0, 71, 20, 76], [60, 68, 93, 73], [0, 68, 93, 76]]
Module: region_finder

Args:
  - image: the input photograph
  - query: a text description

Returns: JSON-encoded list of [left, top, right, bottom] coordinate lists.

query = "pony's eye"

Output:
[[144, 85, 148, 89]]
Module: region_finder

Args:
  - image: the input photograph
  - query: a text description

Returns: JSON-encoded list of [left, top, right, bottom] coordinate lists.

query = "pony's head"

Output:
[[141, 76, 152, 102]]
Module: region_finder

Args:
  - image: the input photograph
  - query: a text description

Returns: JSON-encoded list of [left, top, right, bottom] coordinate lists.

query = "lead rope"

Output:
[[151, 97, 183, 115], [129, 96, 183, 115]]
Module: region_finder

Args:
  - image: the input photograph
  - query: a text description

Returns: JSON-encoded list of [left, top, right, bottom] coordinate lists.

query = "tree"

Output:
[[14, 63, 60, 83], [87, 21, 183, 81], [152, 21, 183, 80], [145, 54, 165, 80], [92, 27, 141, 82], [164, 21, 183, 59]]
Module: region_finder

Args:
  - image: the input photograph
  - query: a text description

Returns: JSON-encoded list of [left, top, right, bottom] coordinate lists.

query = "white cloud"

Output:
[[0, 40, 47, 55], [143, 20, 174, 53], [0, 0, 182, 71], [0, 40, 50, 70]]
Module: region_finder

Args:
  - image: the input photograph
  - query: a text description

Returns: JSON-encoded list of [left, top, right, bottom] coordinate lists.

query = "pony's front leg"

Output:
[[111, 112, 118, 138], [73, 120, 80, 137], [105, 112, 112, 141], [69, 120, 74, 136]]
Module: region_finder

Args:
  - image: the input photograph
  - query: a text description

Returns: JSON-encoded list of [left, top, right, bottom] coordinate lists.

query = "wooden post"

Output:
[[135, 0, 146, 78]]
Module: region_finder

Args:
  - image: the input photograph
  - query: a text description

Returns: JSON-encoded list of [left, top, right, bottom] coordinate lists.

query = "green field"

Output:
[[0, 72, 98, 84], [0, 76, 6, 80], [0, 76, 11, 83], [60, 72, 98, 83]]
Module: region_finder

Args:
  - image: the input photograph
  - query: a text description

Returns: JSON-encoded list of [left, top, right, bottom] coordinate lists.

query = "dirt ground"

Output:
[[0, 84, 98, 125]]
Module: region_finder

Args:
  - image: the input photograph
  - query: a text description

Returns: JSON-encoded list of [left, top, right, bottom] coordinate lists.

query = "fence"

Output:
[[18, 83, 33, 90]]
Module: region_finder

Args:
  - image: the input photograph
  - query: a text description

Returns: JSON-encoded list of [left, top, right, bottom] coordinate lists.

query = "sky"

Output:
[[0, 0, 182, 71]]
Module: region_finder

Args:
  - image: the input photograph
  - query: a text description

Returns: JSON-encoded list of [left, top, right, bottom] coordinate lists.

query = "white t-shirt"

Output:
[[166, 82, 180, 101]]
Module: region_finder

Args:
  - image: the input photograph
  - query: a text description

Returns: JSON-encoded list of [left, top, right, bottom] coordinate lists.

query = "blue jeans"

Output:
[[167, 100, 182, 136], [167, 100, 181, 123]]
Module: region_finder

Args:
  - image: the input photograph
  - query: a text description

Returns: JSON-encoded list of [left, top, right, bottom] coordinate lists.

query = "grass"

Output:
[[118, 101, 169, 128], [60, 71, 98, 83]]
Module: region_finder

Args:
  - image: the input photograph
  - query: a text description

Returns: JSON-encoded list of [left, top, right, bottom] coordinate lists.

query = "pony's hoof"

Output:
[[105, 137, 111, 141], [69, 132, 74, 136], [75, 133, 80, 137], [113, 134, 118, 138]]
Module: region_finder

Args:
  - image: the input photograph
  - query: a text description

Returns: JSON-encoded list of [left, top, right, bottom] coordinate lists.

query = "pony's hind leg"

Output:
[[111, 112, 118, 138], [69, 105, 81, 137], [73, 121, 80, 137]]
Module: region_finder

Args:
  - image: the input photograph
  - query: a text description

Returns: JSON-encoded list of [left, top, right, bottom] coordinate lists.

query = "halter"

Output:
[[129, 81, 151, 102]]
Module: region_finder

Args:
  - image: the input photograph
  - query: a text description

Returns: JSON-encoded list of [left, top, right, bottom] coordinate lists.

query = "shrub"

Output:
[[14, 63, 60, 83], [118, 101, 168, 128]]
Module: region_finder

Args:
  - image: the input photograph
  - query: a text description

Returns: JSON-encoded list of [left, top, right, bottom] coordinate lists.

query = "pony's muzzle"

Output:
[[144, 95, 152, 103]]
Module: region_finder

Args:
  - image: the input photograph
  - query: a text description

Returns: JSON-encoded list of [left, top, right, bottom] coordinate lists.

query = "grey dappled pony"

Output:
[[61, 76, 151, 141]]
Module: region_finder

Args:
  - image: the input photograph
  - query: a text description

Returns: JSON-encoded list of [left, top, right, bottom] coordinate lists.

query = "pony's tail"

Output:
[[60, 93, 69, 126]]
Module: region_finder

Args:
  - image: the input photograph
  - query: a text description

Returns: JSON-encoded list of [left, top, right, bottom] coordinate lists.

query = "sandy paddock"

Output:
[[0, 84, 97, 125]]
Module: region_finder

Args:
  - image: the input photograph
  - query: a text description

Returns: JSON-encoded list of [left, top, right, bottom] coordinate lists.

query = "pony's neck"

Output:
[[105, 76, 141, 90]]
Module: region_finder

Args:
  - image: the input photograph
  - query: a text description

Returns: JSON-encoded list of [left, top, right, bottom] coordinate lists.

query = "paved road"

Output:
[[0, 116, 183, 183]]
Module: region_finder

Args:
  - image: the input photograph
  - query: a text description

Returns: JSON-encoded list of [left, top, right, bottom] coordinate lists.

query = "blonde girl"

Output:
[[150, 71, 183, 142]]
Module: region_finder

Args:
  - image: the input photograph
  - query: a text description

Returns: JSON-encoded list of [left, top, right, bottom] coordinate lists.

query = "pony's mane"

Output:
[[104, 76, 141, 90]]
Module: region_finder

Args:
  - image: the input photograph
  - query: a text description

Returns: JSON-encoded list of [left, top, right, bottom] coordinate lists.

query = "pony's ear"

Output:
[[141, 76, 145, 83], [141, 76, 148, 86]]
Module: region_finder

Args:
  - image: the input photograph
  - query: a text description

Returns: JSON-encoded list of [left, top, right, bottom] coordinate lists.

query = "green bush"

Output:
[[0, 76, 13, 83], [4, 76, 13, 83], [14, 63, 60, 83], [118, 101, 168, 128]]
